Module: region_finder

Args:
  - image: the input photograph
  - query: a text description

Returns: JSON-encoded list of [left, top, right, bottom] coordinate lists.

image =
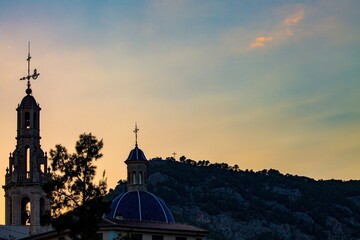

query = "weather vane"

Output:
[[20, 42, 40, 95], [133, 122, 139, 147]]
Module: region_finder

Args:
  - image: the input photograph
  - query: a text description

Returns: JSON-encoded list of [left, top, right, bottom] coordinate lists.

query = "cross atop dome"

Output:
[[20, 42, 40, 95]]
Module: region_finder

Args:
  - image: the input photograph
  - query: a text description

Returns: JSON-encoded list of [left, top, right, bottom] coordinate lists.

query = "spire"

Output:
[[20, 42, 40, 95], [133, 122, 139, 147]]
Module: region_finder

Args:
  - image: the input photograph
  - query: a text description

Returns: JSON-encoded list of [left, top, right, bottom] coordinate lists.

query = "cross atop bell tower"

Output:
[[20, 42, 40, 95], [3, 44, 50, 234]]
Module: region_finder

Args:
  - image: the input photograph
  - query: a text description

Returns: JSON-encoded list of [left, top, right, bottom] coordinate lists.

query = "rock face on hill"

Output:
[[111, 158, 360, 240]]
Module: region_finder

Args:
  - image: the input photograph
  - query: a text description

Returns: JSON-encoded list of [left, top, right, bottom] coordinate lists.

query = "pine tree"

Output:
[[44, 133, 109, 239]]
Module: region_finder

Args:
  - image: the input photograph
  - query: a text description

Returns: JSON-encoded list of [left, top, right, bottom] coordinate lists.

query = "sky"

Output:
[[0, 0, 359, 224]]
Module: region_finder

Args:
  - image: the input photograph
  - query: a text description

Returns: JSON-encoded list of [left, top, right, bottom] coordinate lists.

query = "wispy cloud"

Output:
[[249, 7, 304, 49], [284, 8, 304, 25], [284, 8, 304, 36]]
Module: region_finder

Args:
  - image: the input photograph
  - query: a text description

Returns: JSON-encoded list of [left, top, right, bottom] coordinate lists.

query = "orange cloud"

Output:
[[249, 7, 304, 49], [250, 36, 273, 48]]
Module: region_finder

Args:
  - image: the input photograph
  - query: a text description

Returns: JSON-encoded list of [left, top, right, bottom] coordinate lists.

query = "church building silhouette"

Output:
[[0, 46, 207, 240]]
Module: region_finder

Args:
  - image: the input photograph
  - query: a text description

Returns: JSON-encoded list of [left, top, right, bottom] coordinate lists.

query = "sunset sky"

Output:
[[1, 0, 360, 224]]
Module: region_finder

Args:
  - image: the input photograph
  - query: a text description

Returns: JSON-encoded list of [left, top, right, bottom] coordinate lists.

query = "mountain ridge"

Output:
[[109, 157, 360, 240]]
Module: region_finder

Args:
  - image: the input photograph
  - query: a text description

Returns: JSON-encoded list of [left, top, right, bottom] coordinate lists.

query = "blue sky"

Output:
[[0, 0, 360, 223]]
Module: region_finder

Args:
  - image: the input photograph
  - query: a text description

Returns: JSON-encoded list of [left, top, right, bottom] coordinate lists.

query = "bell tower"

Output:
[[125, 123, 149, 192], [3, 43, 50, 234]]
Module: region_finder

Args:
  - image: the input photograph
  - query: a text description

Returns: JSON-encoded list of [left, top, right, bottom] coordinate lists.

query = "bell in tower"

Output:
[[2, 43, 51, 234]]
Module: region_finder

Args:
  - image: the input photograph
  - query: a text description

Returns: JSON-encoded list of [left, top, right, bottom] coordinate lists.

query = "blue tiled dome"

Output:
[[105, 191, 175, 223], [126, 146, 147, 162]]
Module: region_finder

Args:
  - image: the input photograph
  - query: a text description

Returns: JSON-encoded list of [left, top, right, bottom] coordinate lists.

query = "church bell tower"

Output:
[[125, 123, 148, 192], [3, 44, 50, 233]]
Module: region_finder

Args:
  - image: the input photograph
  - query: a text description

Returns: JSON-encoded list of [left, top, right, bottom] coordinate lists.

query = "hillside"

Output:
[[110, 158, 360, 240]]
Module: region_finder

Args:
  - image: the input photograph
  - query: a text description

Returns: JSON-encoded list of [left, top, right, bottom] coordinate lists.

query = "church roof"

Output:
[[19, 219, 208, 239], [19, 95, 39, 109], [126, 146, 147, 162], [105, 190, 175, 223], [100, 219, 208, 235], [0, 225, 31, 239]]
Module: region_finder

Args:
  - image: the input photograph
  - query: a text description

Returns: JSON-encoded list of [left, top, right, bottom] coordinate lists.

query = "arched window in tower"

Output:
[[9, 197, 12, 224], [33, 112, 37, 129], [133, 171, 137, 184], [21, 197, 31, 225], [139, 171, 143, 185], [25, 112, 30, 129], [26, 146, 31, 178], [40, 198, 47, 226]]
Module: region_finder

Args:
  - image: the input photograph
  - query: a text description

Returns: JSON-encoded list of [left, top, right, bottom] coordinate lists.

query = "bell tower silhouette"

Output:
[[125, 123, 148, 192], [3, 43, 50, 234]]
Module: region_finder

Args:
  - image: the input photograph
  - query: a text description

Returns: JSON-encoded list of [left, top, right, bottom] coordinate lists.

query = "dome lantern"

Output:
[[125, 123, 148, 192]]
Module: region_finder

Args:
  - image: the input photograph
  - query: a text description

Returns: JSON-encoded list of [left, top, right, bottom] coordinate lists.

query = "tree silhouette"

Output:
[[44, 133, 108, 239], [179, 155, 186, 163]]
